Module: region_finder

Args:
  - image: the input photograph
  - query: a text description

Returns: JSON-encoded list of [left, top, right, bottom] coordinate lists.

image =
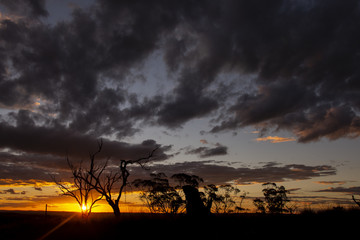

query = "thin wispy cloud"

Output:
[[316, 186, 360, 195], [314, 181, 347, 185], [255, 136, 296, 143]]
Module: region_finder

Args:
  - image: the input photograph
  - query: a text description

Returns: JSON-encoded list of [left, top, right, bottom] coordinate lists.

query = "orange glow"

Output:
[[255, 136, 296, 143], [0, 181, 354, 214], [81, 204, 87, 211]]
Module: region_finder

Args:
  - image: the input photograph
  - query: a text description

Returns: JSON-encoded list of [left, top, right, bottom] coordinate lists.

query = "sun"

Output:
[[81, 204, 87, 211]]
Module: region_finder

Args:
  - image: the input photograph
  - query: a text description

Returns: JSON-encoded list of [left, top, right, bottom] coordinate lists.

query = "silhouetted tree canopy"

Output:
[[204, 184, 246, 213], [135, 173, 247, 215], [253, 182, 290, 214], [133, 173, 184, 214], [171, 173, 203, 188]]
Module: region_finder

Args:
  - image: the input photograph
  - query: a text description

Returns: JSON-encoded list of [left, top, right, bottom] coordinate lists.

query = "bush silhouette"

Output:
[[133, 173, 184, 214], [253, 182, 290, 214], [204, 184, 247, 213]]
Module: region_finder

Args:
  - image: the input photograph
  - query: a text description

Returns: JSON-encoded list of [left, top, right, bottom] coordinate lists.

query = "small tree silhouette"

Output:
[[52, 147, 104, 219], [133, 173, 184, 214], [204, 184, 246, 213], [55, 139, 158, 217], [171, 173, 211, 216], [253, 182, 290, 214], [79, 140, 158, 217]]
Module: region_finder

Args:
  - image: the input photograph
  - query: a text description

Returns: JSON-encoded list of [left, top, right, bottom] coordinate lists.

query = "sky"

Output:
[[0, 0, 360, 212]]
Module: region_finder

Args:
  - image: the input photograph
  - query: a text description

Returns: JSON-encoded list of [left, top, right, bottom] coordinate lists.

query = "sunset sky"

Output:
[[0, 0, 360, 213]]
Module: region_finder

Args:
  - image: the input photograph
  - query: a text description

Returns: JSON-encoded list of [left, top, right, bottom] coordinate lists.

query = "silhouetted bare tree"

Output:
[[51, 148, 104, 219], [79, 140, 158, 217], [54, 139, 158, 217]]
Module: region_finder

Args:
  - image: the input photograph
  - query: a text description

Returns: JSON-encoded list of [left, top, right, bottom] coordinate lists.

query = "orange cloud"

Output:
[[255, 136, 296, 143], [314, 181, 346, 185], [0, 179, 57, 187]]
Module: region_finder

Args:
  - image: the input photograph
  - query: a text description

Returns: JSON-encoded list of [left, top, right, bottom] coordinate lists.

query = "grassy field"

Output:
[[1, 209, 359, 239]]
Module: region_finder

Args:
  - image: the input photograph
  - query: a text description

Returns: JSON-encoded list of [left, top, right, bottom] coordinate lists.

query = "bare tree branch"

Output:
[[52, 144, 105, 219], [79, 143, 159, 217], [352, 195, 360, 207]]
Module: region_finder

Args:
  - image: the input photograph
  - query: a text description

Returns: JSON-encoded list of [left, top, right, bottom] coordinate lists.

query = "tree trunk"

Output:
[[182, 185, 210, 216], [108, 200, 121, 217]]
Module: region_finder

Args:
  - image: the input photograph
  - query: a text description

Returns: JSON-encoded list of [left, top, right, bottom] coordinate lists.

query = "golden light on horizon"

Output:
[[81, 204, 87, 212]]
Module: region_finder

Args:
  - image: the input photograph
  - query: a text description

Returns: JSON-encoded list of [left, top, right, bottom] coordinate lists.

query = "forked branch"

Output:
[[52, 141, 105, 219], [79, 142, 159, 217], [352, 195, 360, 207]]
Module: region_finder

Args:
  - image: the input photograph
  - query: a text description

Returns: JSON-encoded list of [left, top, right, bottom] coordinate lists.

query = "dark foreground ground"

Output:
[[1, 209, 359, 239]]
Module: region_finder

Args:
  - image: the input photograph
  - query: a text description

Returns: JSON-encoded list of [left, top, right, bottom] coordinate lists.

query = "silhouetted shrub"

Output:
[[133, 173, 184, 214], [253, 182, 290, 214], [204, 184, 247, 213]]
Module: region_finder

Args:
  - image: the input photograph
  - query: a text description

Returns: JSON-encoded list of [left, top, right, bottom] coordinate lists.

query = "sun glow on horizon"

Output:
[[81, 204, 87, 211]]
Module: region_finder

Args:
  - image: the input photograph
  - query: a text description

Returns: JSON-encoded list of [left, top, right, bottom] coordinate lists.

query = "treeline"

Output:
[[133, 173, 247, 215], [132, 173, 298, 215]]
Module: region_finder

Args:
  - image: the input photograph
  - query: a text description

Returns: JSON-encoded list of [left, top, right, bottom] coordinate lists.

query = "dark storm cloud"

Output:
[[157, 71, 219, 128], [161, 0, 360, 142], [0, 160, 60, 182], [2, 155, 331, 188], [131, 161, 336, 185], [184, 144, 228, 158], [0, 120, 170, 160], [0, 0, 218, 137], [0, 1, 173, 137], [0, 0, 48, 18], [203, 0, 360, 142], [211, 81, 316, 131], [0, 136, 171, 184]]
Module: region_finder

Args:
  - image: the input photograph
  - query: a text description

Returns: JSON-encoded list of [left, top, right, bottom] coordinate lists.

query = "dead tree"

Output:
[[80, 140, 158, 217], [52, 148, 104, 219], [352, 195, 360, 207]]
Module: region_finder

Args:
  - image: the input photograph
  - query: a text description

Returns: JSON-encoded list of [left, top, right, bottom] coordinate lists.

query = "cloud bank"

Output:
[[131, 161, 336, 186], [184, 143, 228, 158], [0, 0, 359, 145]]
